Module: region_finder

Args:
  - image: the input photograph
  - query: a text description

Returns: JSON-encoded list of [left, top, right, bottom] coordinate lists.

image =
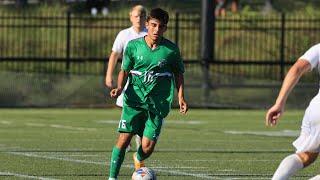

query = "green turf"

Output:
[[0, 108, 318, 179]]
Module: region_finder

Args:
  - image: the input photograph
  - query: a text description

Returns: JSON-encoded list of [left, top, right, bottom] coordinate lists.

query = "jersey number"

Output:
[[119, 120, 127, 129]]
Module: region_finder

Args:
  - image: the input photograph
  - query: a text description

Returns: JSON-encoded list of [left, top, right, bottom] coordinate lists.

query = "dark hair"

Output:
[[147, 8, 169, 25]]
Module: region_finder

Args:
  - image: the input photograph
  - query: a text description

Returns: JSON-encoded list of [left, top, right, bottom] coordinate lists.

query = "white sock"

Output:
[[309, 175, 320, 180], [108, 178, 117, 180], [135, 135, 141, 150], [272, 154, 304, 180]]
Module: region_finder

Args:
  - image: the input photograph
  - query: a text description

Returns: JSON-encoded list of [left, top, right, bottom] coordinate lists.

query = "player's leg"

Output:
[[116, 81, 133, 152], [272, 102, 320, 179], [297, 152, 318, 166], [309, 175, 320, 180], [272, 152, 318, 180], [133, 137, 157, 170], [135, 135, 142, 150], [134, 111, 163, 169], [125, 135, 142, 152], [108, 105, 143, 179], [125, 142, 131, 152], [116, 93, 132, 152], [308, 99, 320, 180], [135, 136, 157, 160], [109, 133, 134, 180]]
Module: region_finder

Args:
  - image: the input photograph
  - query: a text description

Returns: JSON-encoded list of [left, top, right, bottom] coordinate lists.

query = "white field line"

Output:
[[164, 120, 205, 125], [2, 147, 291, 152], [97, 120, 205, 125], [218, 169, 237, 172], [153, 148, 292, 152], [0, 144, 20, 150], [0, 139, 113, 142], [8, 152, 216, 179], [24, 123, 97, 132], [49, 124, 97, 131], [157, 169, 215, 179], [215, 178, 270, 180], [224, 130, 299, 137], [55, 154, 100, 157], [0, 171, 58, 180], [149, 159, 277, 162], [8, 152, 105, 165], [149, 166, 207, 169], [0, 121, 11, 125], [25, 123, 46, 127]]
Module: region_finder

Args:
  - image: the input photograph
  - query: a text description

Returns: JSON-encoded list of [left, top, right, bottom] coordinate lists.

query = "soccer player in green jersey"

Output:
[[108, 8, 188, 180]]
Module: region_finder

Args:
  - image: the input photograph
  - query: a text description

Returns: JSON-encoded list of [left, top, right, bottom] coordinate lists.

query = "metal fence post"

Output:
[[280, 13, 286, 80], [201, 0, 214, 107], [66, 11, 71, 75], [175, 11, 179, 46]]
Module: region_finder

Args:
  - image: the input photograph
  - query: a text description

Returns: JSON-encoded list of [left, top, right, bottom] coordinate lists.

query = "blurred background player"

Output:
[[105, 5, 147, 152], [108, 8, 188, 180], [86, 0, 110, 16], [215, 0, 238, 17], [266, 43, 320, 179]]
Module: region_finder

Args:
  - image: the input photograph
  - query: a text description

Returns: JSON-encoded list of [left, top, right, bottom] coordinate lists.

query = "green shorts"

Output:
[[118, 105, 163, 141]]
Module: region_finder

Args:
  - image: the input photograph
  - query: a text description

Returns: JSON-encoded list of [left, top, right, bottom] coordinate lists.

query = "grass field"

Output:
[[0, 108, 319, 179]]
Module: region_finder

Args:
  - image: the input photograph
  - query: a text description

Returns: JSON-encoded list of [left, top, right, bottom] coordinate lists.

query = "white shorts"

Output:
[[293, 93, 320, 153], [115, 80, 129, 107]]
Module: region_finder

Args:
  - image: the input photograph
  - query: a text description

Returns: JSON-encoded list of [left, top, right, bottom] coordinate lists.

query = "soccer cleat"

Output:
[[133, 152, 145, 170]]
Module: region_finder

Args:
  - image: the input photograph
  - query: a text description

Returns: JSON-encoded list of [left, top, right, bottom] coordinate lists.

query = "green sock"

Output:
[[109, 146, 125, 178], [136, 145, 149, 161]]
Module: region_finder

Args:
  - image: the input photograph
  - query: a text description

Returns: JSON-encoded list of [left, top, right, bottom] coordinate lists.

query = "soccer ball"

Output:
[[132, 167, 156, 180]]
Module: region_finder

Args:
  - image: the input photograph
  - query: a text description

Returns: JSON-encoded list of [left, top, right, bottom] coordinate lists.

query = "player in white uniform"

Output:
[[266, 43, 320, 180], [105, 5, 147, 151]]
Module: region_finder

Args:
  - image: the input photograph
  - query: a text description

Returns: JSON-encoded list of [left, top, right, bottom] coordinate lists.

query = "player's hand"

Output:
[[265, 104, 284, 127], [110, 88, 122, 98], [179, 98, 188, 114], [105, 76, 114, 89]]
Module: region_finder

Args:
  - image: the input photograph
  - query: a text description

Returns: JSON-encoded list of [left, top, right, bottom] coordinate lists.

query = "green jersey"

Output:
[[121, 37, 184, 118]]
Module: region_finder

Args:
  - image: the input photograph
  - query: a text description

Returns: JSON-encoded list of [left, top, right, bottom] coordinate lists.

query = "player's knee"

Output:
[[142, 144, 154, 155], [297, 152, 318, 167], [141, 142, 155, 155], [116, 133, 133, 149]]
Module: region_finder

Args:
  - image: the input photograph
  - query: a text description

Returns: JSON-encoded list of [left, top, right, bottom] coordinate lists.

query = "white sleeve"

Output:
[[111, 31, 125, 53], [299, 44, 320, 70]]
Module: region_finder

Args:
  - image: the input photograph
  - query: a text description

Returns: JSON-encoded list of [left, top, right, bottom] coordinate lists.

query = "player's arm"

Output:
[[175, 72, 188, 114], [265, 59, 311, 126], [110, 40, 134, 98], [105, 51, 121, 88], [172, 46, 188, 114], [110, 70, 129, 98]]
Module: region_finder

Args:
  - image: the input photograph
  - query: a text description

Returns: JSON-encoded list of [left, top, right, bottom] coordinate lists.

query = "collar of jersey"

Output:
[[143, 36, 163, 52], [130, 26, 147, 35]]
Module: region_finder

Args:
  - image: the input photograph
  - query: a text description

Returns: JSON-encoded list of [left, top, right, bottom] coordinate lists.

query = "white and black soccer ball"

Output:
[[132, 167, 156, 180]]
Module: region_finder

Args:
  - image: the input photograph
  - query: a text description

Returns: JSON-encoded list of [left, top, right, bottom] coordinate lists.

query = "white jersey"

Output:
[[112, 27, 147, 107], [299, 43, 320, 73], [292, 44, 320, 153], [112, 26, 147, 55]]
